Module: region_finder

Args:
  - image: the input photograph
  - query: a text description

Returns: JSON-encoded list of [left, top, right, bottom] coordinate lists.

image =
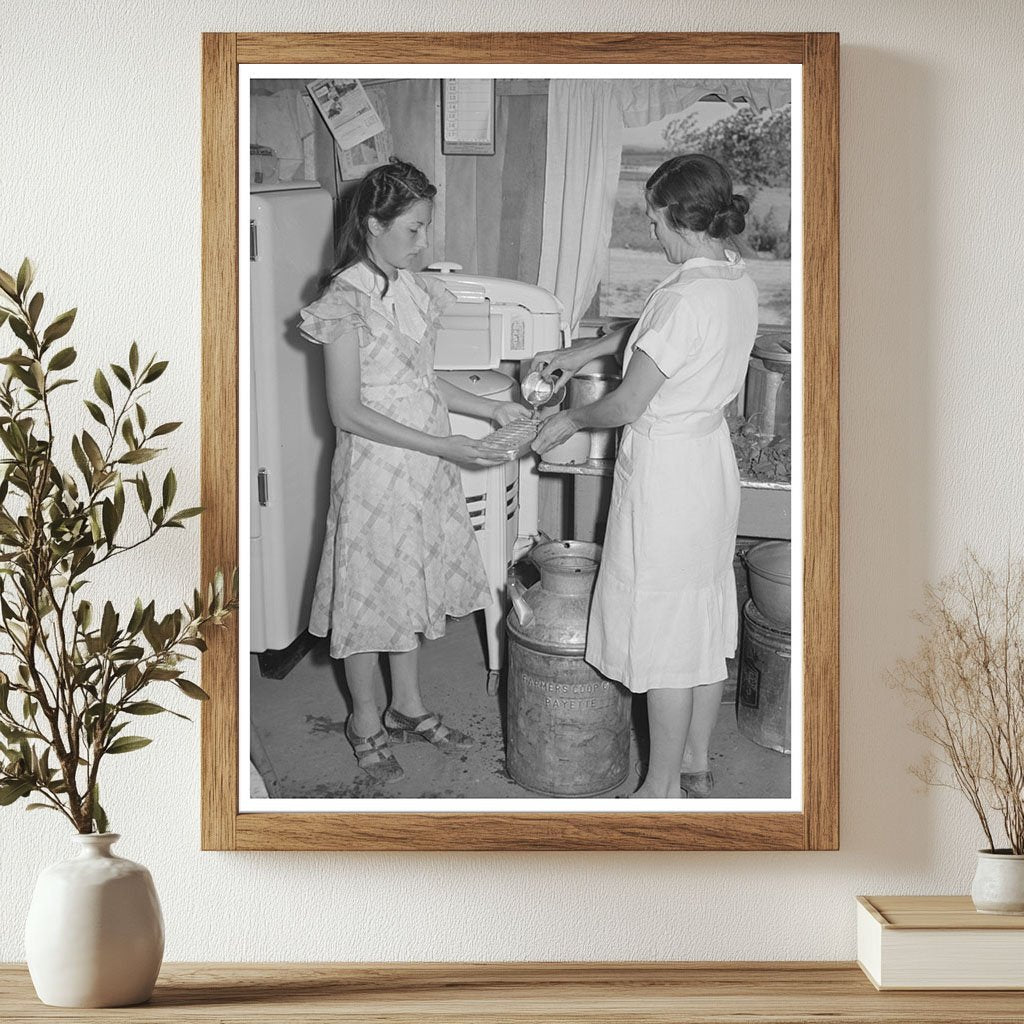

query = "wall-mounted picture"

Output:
[[204, 33, 838, 851]]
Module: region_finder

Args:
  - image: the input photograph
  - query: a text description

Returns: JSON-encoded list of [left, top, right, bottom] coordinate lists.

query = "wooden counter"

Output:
[[3, 962, 1022, 1022]]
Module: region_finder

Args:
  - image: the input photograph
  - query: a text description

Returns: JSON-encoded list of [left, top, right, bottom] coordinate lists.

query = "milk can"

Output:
[[505, 540, 631, 796]]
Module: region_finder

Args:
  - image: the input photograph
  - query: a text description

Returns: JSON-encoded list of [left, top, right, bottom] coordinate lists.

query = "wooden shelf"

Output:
[[3, 962, 1023, 1022]]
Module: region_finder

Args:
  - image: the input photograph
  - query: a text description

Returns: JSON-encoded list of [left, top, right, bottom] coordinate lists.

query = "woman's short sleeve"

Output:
[[632, 289, 700, 378], [298, 279, 369, 347], [415, 271, 458, 325]]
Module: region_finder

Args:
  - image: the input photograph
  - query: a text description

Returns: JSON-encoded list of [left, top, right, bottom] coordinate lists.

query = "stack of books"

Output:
[[857, 895, 1024, 990]]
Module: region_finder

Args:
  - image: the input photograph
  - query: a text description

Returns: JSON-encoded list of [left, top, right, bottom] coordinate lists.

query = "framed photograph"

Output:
[[202, 32, 838, 851]]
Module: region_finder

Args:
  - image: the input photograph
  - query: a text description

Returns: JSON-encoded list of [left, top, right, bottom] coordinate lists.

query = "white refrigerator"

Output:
[[249, 182, 334, 654]]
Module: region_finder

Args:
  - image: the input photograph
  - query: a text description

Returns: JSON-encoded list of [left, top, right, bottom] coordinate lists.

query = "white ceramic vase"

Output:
[[970, 849, 1024, 915], [25, 833, 164, 1007]]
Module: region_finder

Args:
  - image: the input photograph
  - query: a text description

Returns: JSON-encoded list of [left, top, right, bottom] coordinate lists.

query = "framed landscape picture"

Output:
[[202, 32, 838, 851]]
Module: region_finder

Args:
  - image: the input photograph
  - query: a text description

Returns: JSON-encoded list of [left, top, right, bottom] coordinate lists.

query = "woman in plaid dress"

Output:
[[300, 160, 527, 784]]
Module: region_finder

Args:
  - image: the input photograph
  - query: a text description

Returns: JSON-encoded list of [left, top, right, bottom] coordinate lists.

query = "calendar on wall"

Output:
[[441, 79, 495, 155]]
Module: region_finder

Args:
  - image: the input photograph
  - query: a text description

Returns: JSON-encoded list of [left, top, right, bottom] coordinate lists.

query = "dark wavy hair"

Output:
[[330, 159, 436, 297], [645, 153, 749, 240]]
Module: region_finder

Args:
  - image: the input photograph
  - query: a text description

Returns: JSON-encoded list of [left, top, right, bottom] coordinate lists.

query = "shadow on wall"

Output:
[[838, 48, 937, 865]]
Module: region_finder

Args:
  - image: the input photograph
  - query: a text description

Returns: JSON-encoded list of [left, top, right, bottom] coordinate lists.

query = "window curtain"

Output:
[[537, 78, 791, 332], [537, 80, 624, 334]]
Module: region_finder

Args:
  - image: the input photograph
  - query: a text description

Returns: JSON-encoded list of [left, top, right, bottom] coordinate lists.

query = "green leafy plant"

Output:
[[894, 552, 1024, 854], [0, 259, 237, 833]]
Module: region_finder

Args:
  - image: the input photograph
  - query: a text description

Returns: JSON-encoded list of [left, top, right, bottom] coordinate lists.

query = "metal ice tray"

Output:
[[478, 418, 540, 460]]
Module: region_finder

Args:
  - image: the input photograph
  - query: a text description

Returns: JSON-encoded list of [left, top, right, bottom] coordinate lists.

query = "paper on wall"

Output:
[[337, 86, 393, 180], [306, 79, 385, 150]]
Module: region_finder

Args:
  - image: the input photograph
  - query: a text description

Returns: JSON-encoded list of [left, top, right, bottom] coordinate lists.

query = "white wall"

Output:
[[2, 0, 1022, 962]]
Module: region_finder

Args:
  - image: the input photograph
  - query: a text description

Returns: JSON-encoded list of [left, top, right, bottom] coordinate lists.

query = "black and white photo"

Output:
[[242, 62, 802, 814]]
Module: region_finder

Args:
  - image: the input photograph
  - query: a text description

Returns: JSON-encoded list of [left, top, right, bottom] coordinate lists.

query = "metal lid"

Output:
[[506, 542, 602, 654], [421, 268, 564, 314], [752, 328, 792, 365]]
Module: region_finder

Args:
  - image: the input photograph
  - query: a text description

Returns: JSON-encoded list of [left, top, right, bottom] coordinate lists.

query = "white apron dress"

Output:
[[585, 252, 759, 692], [299, 263, 490, 660]]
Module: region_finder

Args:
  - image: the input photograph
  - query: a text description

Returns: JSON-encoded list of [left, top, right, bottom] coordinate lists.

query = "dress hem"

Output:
[[585, 652, 732, 694], [312, 600, 490, 661]]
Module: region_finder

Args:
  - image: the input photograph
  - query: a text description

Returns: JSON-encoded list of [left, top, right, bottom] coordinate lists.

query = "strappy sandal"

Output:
[[345, 718, 404, 783], [383, 708, 475, 751]]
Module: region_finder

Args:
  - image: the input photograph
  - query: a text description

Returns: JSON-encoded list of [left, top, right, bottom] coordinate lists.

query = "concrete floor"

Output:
[[249, 614, 791, 801]]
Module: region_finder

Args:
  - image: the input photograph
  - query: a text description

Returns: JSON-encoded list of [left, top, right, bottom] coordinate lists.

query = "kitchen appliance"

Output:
[[505, 540, 630, 796], [424, 264, 569, 693], [249, 182, 334, 657], [442, 368, 519, 694]]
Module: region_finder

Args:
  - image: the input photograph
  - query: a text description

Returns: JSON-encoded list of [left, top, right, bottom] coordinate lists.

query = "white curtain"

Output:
[[537, 80, 624, 334], [537, 78, 791, 332]]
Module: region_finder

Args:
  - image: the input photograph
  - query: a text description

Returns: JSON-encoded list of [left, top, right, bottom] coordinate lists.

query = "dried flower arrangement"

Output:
[[894, 552, 1024, 854]]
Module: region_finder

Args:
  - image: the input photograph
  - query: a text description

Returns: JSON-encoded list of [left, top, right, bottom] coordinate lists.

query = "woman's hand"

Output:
[[489, 400, 531, 428], [531, 410, 579, 455], [529, 347, 589, 385], [439, 434, 510, 467]]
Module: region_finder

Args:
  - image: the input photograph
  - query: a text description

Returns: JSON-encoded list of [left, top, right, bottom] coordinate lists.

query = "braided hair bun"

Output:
[[708, 194, 750, 239], [645, 154, 748, 240]]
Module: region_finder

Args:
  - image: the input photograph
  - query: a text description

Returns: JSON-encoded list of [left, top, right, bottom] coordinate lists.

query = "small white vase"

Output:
[[25, 833, 164, 1007], [970, 849, 1024, 915]]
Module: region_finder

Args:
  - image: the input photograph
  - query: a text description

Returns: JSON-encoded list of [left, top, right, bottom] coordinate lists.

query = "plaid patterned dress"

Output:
[[299, 265, 490, 659]]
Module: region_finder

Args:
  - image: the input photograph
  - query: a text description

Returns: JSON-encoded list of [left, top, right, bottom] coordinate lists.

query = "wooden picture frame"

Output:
[[202, 32, 839, 851]]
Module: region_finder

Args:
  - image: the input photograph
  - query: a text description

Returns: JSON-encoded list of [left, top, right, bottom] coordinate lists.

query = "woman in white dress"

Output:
[[532, 154, 759, 799]]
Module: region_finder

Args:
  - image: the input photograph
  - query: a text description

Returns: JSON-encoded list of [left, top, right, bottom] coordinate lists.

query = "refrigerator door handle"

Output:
[[257, 468, 269, 506]]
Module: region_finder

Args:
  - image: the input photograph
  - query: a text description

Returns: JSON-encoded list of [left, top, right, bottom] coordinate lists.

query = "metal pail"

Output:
[[736, 600, 791, 754], [568, 366, 621, 461]]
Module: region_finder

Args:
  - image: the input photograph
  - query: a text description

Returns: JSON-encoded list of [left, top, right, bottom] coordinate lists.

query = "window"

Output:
[[597, 99, 792, 328]]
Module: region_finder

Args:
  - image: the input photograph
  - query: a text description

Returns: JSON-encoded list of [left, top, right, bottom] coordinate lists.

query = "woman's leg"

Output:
[[681, 678, 726, 772], [386, 642, 475, 749], [631, 688, 692, 799], [387, 646, 428, 719], [344, 651, 385, 737]]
